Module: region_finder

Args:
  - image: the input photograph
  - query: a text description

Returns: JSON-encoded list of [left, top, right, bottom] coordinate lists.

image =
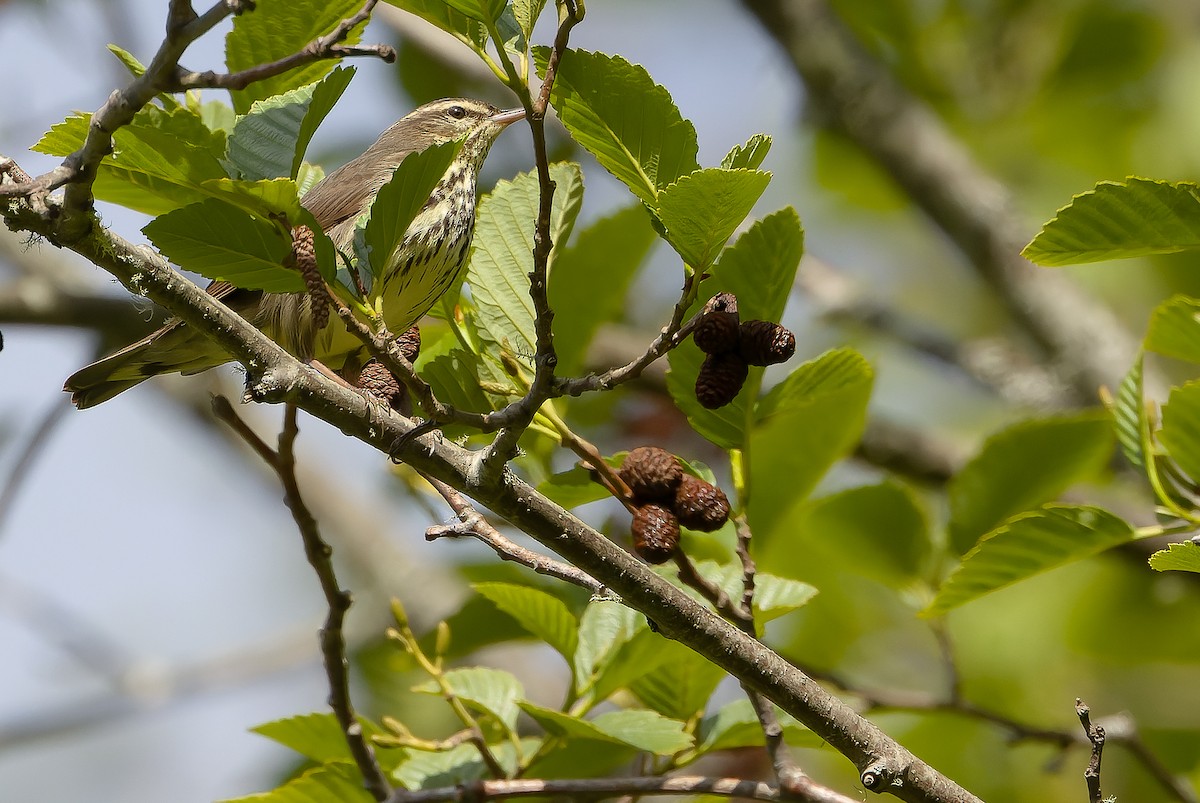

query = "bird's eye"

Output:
[[448, 105, 467, 120]]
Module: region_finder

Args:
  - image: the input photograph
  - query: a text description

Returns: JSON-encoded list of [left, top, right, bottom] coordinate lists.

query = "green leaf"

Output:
[[628, 640, 725, 720], [573, 599, 641, 696], [548, 205, 657, 375], [747, 349, 874, 539], [695, 698, 819, 755], [1145, 295, 1200, 363], [1113, 355, 1149, 469], [536, 457, 621, 509], [443, 0, 505, 22], [947, 413, 1116, 554], [472, 582, 579, 664], [226, 66, 355, 181], [252, 713, 388, 766], [1160, 381, 1200, 484], [521, 703, 692, 755], [753, 573, 819, 621], [361, 140, 464, 283], [1024, 178, 1200, 266], [201, 177, 303, 222], [655, 168, 771, 269], [384, 0, 488, 50], [413, 667, 524, 729], [108, 43, 147, 77], [923, 505, 1135, 617], [468, 163, 584, 359], [35, 108, 228, 216], [225, 0, 366, 115], [143, 198, 301, 292], [221, 762, 372, 803], [665, 208, 805, 449], [1149, 542, 1200, 573], [778, 483, 931, 590], [535, 48, 699, 205], [393, 739, 533, 790], [511, 0, 548, 40], [721, 134, 772, 170], [199, 101, 238, 134], [590, 627, 675, 704]]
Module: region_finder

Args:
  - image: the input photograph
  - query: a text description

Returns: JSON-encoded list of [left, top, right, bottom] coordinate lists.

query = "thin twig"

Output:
[[422, 475, 606, 595], [0, 397, 71, 541], [211, 397, 391, 801], [385, 774, 782, 802], [1076, 699, 1104, 803]]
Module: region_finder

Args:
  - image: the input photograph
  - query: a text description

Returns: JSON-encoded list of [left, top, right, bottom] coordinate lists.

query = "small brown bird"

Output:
[[66, 98, 524, 408]]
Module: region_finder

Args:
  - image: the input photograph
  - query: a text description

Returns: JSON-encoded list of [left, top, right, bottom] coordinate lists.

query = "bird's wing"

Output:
[[301, 155, 399, 231]]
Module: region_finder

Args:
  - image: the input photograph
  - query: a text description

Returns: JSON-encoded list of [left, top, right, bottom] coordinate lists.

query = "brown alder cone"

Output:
[[619, 446, 683, 502], [673, 474, 731, 532], [357, 359, 403, 408], [396, 324, 422, 363], [695, 351, 749, 409], [693, 291, 740, 354], [288, 224, 330, 331], [631, 503, 681, 564], [739, 319, 796, 366]]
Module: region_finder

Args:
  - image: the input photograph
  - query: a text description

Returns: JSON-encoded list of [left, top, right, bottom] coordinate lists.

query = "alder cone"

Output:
[[674, 474, 730, 532], [619, 446, 682, 501], [739, 320, 796, 366], [397, 324, 422, 363], [631, 503, 680, 564], [290, 224, 329, 330], [695, 352, 749, 409], [693, 292, 740, 354], [357, 359, 403, 409]]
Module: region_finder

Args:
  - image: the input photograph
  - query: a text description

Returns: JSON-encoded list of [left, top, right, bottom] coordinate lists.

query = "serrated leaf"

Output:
[[923, 505, 1135, 617], [225, 0, 365, 115], [472, 582, 578, 663], [360, 140, 463, 283], [535, 48, 699, 205], [573, 599, 641, 696], [252, 713, 388, 766], [590, 627, 675, 704], [467, 163, 584, 359], [108, 43, 146, 77], [1149, 542, 1200, 573], [747, 349, 874, 540], [416, 336, 496, 417], [35, 108, 228, 216], [443, 0, 505, 22], [384, 0, 488, 50], [549, 205, 657, 375], [221, 762, 371, 803], [1024, 178, 1200, 266], [413, 666, 523, 729], [202, 177, 303, 222], [1145, 295, 1200, 363], [1160, 381, 1200, 483], [1113, 355, 1149, 469], [629, 641, 725, 720], [393, 739, 533, 790], [721, 134, 772, 170], [199, 101, 238, 134], [520, 704, 690, 755], [784, 483, 931, 589], [511, 0, 548, 40], [753, 573, 819, 621], [947, 413, 1116, 554], [665, 208, 805, 449], [695, 698, 819, 755], [656, 168, 771, 269], [226, 66, 355, 181], [144, 198, 300, 292]]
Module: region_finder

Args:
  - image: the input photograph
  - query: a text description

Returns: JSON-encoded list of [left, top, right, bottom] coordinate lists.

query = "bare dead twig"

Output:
[[1076, 699, 1105, 803], [211, 396, 391, 801]]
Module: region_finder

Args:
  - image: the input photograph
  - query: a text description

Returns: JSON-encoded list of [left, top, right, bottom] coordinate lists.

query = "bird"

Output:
[[65, 97, 524, 409]]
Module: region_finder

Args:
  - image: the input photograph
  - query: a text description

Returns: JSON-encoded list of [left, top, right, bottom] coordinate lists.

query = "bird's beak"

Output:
[[491, 107, 526, 127]]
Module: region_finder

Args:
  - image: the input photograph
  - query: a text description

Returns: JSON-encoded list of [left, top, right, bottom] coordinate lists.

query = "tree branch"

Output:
[[386, 774, 782, 802]]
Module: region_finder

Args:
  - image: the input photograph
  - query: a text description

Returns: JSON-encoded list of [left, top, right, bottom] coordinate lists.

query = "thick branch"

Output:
[[741, 0, 1136, 404], [388, 774, 780, 802]]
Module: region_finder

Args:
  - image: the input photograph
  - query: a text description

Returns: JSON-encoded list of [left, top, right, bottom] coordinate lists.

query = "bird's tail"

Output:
[[64, 323, 228, 409]]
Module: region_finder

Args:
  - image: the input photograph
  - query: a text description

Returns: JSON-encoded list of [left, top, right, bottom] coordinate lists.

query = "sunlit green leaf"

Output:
[[1113, 355, 1148, 469], [629, 640, 725, 720], [721, 134, 772, 171], [1145, 295, 1200, 363], [536, 455, 622, 509], [384, 0, 488, 50], [947, 413, 1115, 555], [521, 703, 691, 755], [655, 168, 771, 269], [695, 698, 820, 755], [753, 573, 819, 621], [252, 713, 389, 767], [1149, 541, 1200, 573], [573, 599, 640, 697], [1024, 178, 1200, 266], [412, 667, 524, 729], [226, 66, 355, 181], [393, 739, 533, 789], [443, 0, 505, 23], [468, 163, 584, 360], [924, 505, 1135, 617], [1160, 381, 1200, 484], [225, 0, 365, 115], [472, 582, 578, 664], [511, 0, 548, 40], [201, 177, 303, 223], [221, 762, 371, 803], [535, 48, 699, 205], [143, 198, 301, 291]]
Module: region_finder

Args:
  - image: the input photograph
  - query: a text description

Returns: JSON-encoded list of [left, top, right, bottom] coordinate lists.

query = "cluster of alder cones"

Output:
[[693, 292, 796, 408], [618, 446, 731, 564]]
